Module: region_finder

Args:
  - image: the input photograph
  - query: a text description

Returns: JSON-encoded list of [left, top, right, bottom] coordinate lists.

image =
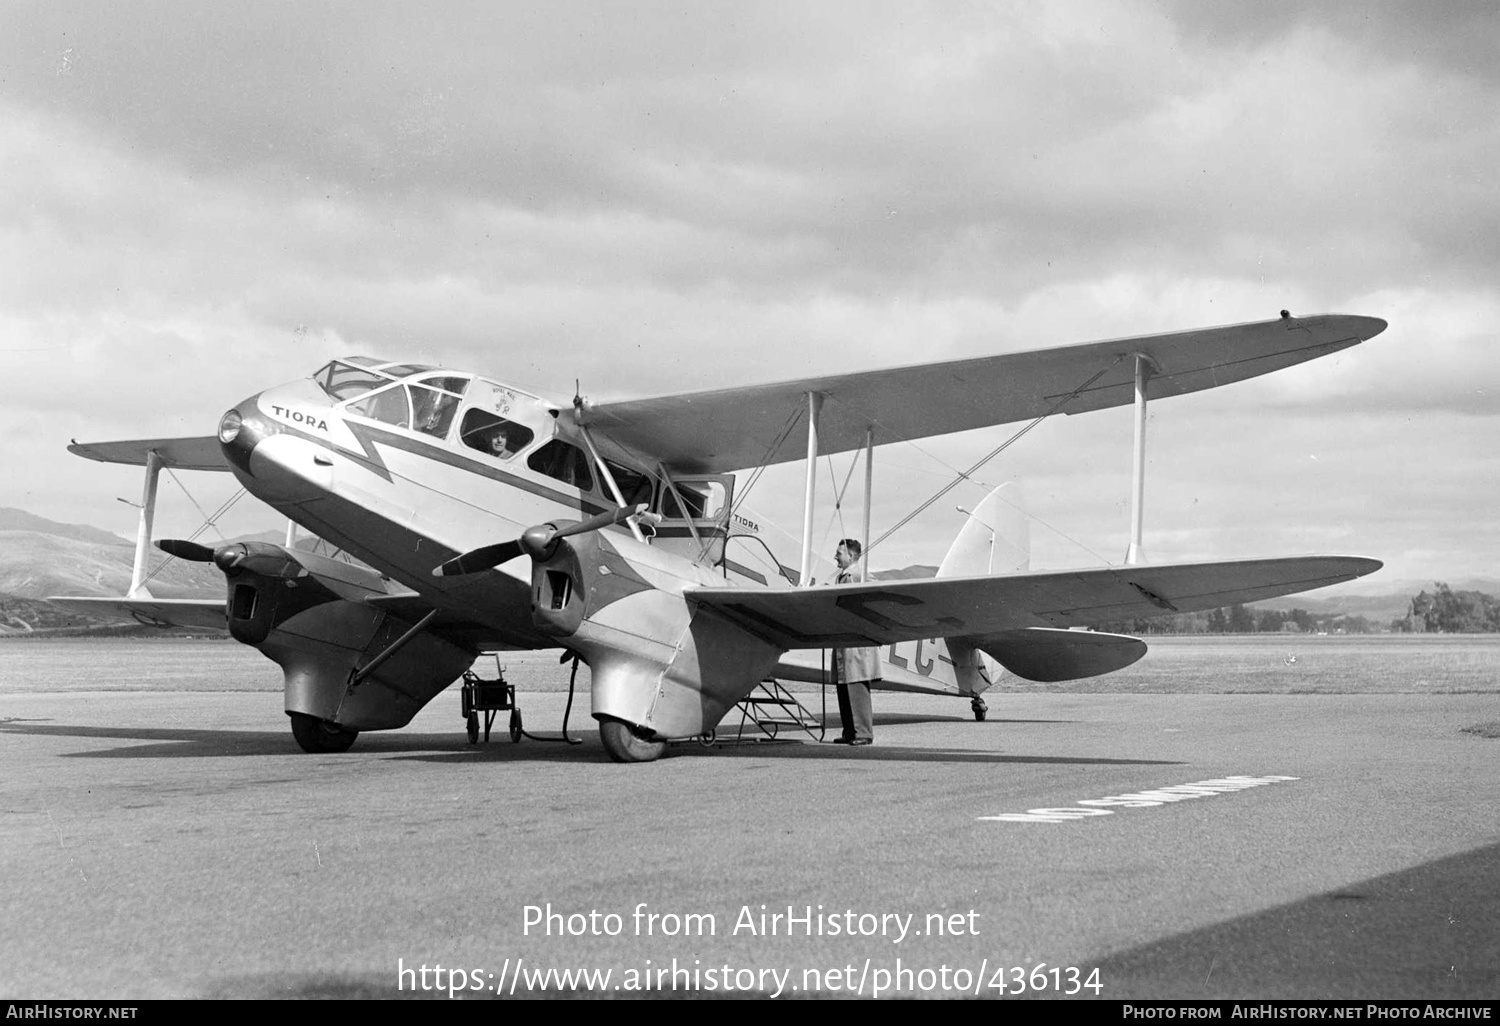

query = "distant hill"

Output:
[[0, 507, 242, 605], [0, 507, 129, 547], [872, 564, 938, 581], [0, 508, 373, 634], [0, 528, 225, 599]]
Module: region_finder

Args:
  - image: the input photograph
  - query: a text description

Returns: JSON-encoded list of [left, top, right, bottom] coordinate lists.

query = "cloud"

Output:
[[0, 2, 1494, 585]]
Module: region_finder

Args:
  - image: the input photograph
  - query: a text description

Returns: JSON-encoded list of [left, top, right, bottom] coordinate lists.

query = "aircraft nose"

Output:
[[218, 399, 274, 474]]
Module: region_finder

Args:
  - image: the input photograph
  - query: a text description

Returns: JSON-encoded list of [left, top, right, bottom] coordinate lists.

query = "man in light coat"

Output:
[[832, 538, 880, 745]]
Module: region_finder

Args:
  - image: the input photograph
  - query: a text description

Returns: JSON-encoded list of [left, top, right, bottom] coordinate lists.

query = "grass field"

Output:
[[2, 634, 1499, 696]]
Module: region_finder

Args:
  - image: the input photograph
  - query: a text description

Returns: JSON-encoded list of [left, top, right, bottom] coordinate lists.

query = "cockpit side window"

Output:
[[411, 385, 461, 439], [661, 481, 726, 520], [418, 375, 470, 396], [527, 440, 594, 491], [460, 408, 535, 461], [348, 384, 412, 428], [603, 461, 654, 509], [315, 361, 392, 401], [380, 363, 438, 378]]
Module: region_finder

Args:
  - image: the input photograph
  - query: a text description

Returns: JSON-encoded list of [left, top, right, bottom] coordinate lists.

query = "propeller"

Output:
[[156, 539, 215, 562], [155, 538, 301, 575], [433, 503, 647, 577]]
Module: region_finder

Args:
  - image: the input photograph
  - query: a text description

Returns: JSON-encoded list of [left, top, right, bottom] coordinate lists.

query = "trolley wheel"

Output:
[[467, 711, 479, 745], [599, 718, 667, 763], [288, 712, 359, 754], [509, 708, 523, 743]]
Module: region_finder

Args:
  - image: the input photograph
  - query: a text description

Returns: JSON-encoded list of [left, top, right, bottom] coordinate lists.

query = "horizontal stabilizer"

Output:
[[689, 555, 1381, 649], [975, 627, 1146, 683]]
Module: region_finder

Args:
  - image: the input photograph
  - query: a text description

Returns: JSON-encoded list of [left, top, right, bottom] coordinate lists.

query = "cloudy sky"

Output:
[[2, 1, 1495, 593]]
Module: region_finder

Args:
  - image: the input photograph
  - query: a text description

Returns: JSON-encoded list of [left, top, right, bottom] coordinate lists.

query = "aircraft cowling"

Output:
[[216, 542, 474, 731], [220, 543, 343, 646], [529, 532, 782, 740]]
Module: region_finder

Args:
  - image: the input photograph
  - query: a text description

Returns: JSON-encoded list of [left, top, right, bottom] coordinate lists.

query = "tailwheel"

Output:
[[971, 696, 988, 723], [289, 712, 359, 753], [599, 718, 667, 763]]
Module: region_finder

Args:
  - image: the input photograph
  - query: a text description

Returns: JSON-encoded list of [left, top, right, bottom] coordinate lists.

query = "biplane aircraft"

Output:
[[51, 312, 1386, 761]]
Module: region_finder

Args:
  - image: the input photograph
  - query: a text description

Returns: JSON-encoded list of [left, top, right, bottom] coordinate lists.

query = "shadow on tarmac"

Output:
[[1092, 840, 1500, 1000], [0, 718, 1178, 767]]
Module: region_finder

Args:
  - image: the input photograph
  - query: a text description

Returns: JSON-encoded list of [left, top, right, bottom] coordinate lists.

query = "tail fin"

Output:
[[936, 482, 1030, 696], [937, 482, 1029, 578]]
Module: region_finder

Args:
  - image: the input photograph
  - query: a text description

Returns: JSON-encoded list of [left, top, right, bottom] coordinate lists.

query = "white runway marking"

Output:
[[977, 775, 1299, 823]]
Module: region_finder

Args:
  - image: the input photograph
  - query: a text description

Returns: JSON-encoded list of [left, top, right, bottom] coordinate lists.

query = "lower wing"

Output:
[[44, 596, 228, 631], [689, 555, 1381, 649]]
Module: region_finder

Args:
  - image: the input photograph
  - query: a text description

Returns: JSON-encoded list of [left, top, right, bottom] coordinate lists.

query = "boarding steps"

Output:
[[722, 680, 826, 744]]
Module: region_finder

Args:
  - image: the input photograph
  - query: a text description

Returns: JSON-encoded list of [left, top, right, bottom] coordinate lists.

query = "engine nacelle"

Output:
[[530, 532, 781, 739], [260, 599, 474, 730], [218, 542, 474, 730]]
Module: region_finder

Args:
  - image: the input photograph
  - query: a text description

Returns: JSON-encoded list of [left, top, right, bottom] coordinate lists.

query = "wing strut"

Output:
[[861, 426, 873, 582], [798, 391, 823, 586], [578, 424, 647, 544], [1125, 353, 1157, 565], [127, 450, 164, 598]]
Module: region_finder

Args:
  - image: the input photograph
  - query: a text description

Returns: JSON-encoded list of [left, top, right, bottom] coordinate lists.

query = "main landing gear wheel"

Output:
[[509, 709, 523, 743], [289, 712, 359, 754], [971, 696, 988, 722], [599, 718, 667, 763]]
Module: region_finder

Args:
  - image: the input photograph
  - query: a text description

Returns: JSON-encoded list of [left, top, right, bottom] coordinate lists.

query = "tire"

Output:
[[509, 709, 523, 743], [599, 718, 667, 763], [289, 712, 359, 753], [467, 712, 479, 745]]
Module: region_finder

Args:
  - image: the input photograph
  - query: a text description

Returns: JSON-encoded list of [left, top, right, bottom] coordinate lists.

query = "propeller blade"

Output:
[[156, 539, 216, 562], [433, 504, 645, 577], [433, 540, 525, 577], [551, 503, 647, 541]]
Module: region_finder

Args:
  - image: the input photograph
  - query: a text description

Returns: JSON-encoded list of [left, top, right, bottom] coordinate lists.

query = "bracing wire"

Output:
[[864, 357, 1125, 562]]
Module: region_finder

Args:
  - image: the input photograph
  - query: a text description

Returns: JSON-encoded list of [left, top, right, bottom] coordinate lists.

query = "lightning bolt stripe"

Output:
[[273, 417, 611, 517]]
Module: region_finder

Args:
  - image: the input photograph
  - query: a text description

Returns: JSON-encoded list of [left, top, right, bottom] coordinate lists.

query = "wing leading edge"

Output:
[[688, 555, 1382, 649], [584, 313, 1385, 473]]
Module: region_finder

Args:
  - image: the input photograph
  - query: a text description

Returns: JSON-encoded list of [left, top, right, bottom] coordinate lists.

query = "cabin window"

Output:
[[315, 361, 391, 401], [379, 363, 438, 377], [347, 384, 411, 428], [527, 440, 594, 491], [418, 374, 470, 396], [460, 408, 534, 460], [603, 461, 654, 509], [411, 385, 461, 439], [661, 480, 726, 520]]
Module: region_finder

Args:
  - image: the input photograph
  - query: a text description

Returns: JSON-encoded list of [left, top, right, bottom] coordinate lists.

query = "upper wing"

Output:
[[67, 436, 229, 471], [688, 555, 1382, 648], [585, 314, 1385, 473]]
